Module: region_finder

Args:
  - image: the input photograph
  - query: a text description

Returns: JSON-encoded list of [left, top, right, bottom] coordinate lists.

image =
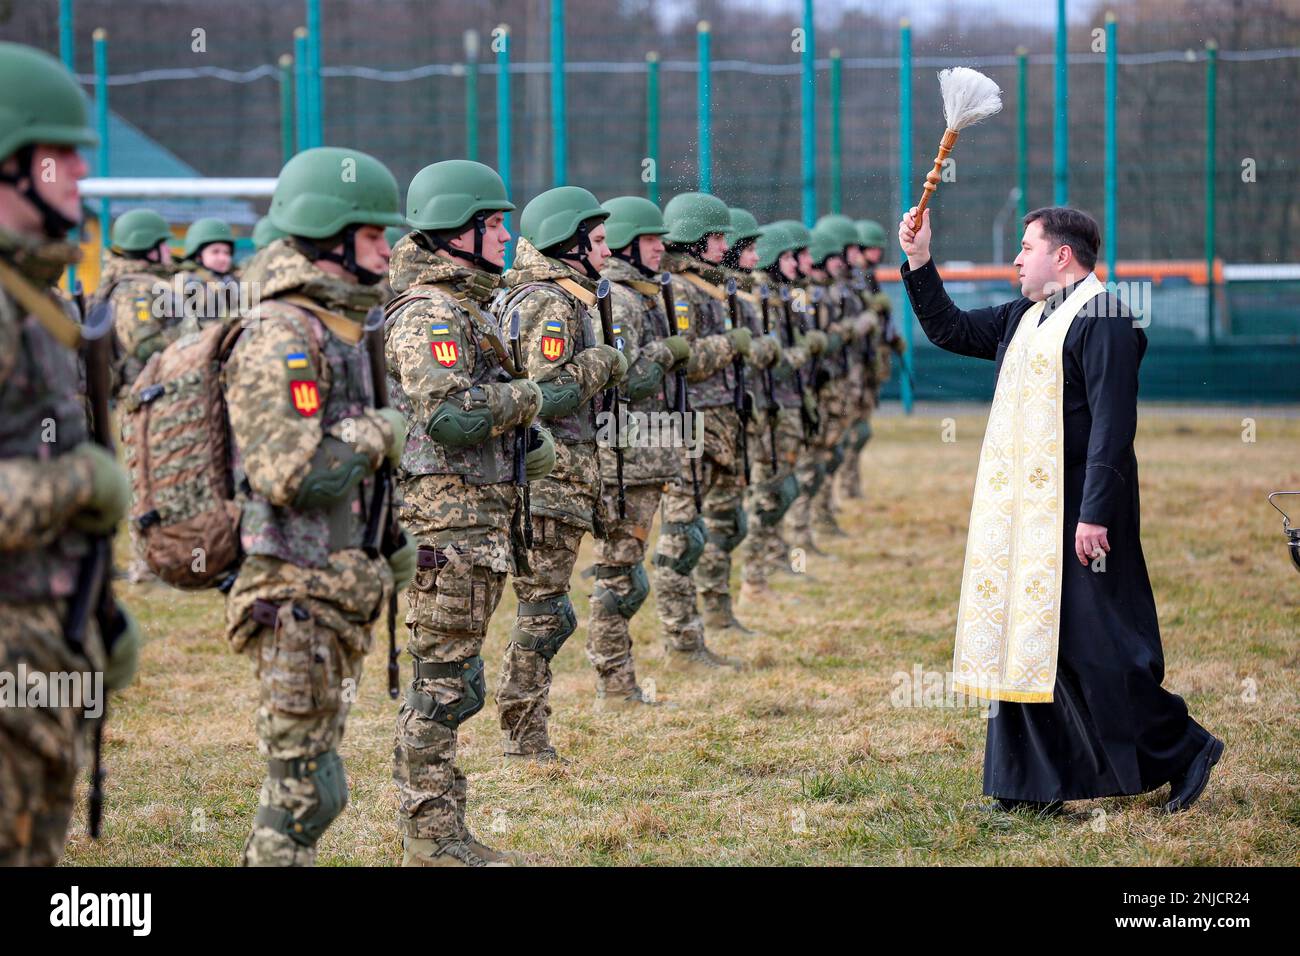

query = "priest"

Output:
[[898, 205, 1223, 815]]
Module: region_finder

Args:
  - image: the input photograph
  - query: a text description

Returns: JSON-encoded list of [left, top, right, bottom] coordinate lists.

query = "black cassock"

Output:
[[902, 260, 1212, 801]]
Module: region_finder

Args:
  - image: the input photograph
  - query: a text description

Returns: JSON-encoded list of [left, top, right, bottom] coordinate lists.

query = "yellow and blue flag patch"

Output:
[[430, 322, 452, 337], [543, 318, 565, 335], [285, 351, 309, 371]]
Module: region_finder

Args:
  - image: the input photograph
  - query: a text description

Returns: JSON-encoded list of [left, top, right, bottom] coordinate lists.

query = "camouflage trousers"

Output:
[[395, 544, 506, 842], [835, 378, 876, 503], [242, 602, 366, 867], [498, 516, 586, 756], [0, 602, 95, 867], [586, 482, 661, 697], [653, 405, 744, 649], [741, 407, 802, 588], [806, 380, 851, 535]]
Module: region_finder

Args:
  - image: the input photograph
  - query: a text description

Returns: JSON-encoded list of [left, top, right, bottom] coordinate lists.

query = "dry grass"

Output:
[[62, 406, 1300, 866]]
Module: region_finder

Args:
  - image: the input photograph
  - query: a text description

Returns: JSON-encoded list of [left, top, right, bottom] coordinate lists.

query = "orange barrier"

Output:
[[906, 260, 1227, 286]]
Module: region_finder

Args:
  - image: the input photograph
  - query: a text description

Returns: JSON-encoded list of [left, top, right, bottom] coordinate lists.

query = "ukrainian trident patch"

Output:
[[289, 379, 320, 417], [430, 323, 459, 367], [540, 318, 566, 361]]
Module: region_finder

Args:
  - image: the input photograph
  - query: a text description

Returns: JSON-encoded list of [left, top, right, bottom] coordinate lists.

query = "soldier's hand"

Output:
[[748, 335, 781, 370], [802, 329, 828, 356], [374, 408, 408, 467], [69, 443, 131, 535], [525, 425, 556, 481], [104, 602, 141, 692], [387, 529, 418, 592], [661, 335, 691, 369], [726, 327, 752, 358], [596, 344, 629, 388], [899, 206, 931, 268]]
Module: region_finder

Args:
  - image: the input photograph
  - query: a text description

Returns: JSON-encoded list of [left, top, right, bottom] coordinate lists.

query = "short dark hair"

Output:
[[1023, 206, 1100, 271]]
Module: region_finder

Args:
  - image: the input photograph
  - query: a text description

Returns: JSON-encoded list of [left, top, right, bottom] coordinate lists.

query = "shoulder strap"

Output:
[[279, 293, 364, 345], [0, 259, 81, 349]]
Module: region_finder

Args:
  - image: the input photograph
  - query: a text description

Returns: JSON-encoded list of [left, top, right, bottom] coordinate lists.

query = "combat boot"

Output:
[[463, 830, 527, 865], [596, 685, 661, 711], [812, 514, 848, 538], [701, 592, 756, 635], [662, 644, 744, 673], [503, 746, 570, 766], [739, 579, 772, 607], [402, 836, 508, 867]]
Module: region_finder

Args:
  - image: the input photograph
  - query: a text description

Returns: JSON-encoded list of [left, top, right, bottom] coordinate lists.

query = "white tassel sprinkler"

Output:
[[909, 67, 1004, 230]]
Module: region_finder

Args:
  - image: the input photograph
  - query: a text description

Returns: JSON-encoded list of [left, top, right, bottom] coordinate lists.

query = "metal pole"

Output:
[[646, 51, 660, 205], [278, 54, 295, 166], [1016, 46, 1028, 223], [830, 48, 842, 215], [497, 24, 514, 268], [899, 18, 914, 414], [1205, 39, 1218, 345], [1104, 13, 1117, 282], [61, 0, 77, 291], [1054, 0, 1068, 205], [93, 28, 110, 270], [697, 21, 711, 193], [294, 28, 309, 156], [550, 0, 566, 186], [306, 0, 322, 147], [800, 0, 816, 225], [465, 30, 480, 162]]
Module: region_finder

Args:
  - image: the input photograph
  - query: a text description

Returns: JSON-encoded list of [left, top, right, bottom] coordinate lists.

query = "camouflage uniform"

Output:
[[491, 238, 621, 757], [588, 257, 680, 700], [384, 235, 539, 847], [172, 264, 241, 337], [834, 268, 887, 503], [223, 239, 396, 866], [653, 253, 744, 652], [734, 272, 809, 594], [0, 231, 107, 866], [93, 250, 179, 397]]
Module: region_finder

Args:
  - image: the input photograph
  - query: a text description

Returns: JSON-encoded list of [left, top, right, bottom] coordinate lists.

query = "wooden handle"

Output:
[[911, 127, 960, 230]]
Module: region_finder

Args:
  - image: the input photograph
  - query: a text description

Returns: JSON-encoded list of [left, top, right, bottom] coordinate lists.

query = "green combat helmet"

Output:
[[269, 145, 405, 284], [519, 185, 608, 277], [251, 216, 287, 250], [772, 219, 812, 252], [808, 222, 844, 267], [182, 217, 235, 260], [601, 195, 668, 273], [0, 41, 98, 235], [385, 225, 407, 248], [856, 219, 887, 250], [725, 207, 762, 247], [755, 223, 799, 272], [111, 209, 172, 255], [662, 191, 731, 245], [405, 159, 514, 272], [814, 213, 862, 254]]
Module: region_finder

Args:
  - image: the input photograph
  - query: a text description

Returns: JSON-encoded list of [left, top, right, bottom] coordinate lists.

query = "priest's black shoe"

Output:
[[1164, 735, 1224, 813], [983, 798, 1064, 817]]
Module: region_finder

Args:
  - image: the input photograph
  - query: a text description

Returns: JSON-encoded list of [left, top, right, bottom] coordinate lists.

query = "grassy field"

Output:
[[64, 405, 1300, 866]]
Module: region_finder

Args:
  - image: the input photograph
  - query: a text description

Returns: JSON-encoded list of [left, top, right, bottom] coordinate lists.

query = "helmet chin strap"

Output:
[[553, 222, 601, 280], [297, 225, 385, 286], [0, 146, 78, 239], [420, 214, 503, 275], [613, 240, 657, 278]]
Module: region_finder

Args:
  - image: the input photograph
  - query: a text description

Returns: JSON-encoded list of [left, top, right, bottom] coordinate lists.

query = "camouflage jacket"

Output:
[[661, 252, 736, 410], [0, 231, 96, 602], [222, 240, 393, 638], [806, 275, 851, 381], [385, 235, 537, 570], [598, 256, 679, 485], [172, 265, 241, 336], [94, 251, 179, 394], [493, 238, 620, 531]]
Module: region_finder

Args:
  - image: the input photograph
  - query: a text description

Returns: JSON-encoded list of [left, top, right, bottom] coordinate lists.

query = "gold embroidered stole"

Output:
[[952, 273, 1105, 703]]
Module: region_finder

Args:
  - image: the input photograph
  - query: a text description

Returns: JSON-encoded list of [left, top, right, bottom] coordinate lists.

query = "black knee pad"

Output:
[[852, 419, 873, 451], [593, 562, 650, 620], [256, 749, 348, 848], [407, 655, 487, 729], [705, 504, 748, 553], [758, 473, 800, 528], [510, 595, 578, 661], [653, 517, 707, 575], [801, 462, 826, 498]]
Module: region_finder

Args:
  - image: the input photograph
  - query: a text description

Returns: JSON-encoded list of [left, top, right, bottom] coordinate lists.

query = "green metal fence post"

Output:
[[1054, 0, 1068, 206], [551, 0, 566, 186], [497, 24, 514, 268], [830, 47, 842, 215], [93, 28, 110, 270], [465, 30, 479, 162], [899, 18, 914, 414], [61, 0, 77, 291], [1205, 39, 1218, 345], [1016, 46, 1028, 223], [294, 28, 309, 156], [646, 51, 660, 205], [1104, 13, 1117, 282], [697, 21, 711, 193], [279, 54, 295, 166], [800, 0, 816, 225], [306, 0, 322, 148]]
